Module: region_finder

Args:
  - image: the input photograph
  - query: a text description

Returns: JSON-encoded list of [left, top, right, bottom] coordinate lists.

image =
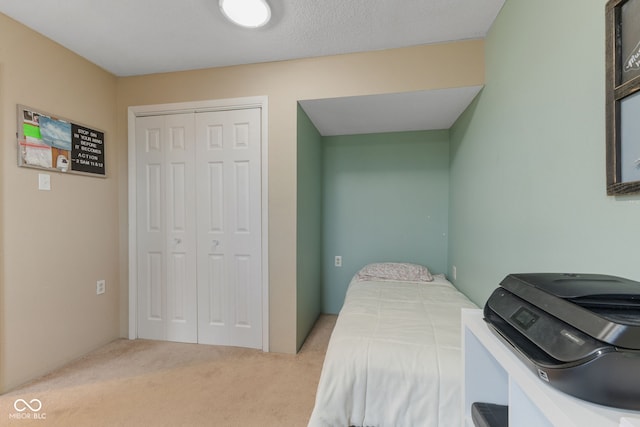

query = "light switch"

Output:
[[38, 173, 51, 191]]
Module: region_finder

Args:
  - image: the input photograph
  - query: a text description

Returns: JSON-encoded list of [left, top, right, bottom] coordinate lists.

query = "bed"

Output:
[[308, 263, 477, 427]]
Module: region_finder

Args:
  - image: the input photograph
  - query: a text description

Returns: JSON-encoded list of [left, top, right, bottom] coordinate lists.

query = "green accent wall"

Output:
[[449, 0, 640, 307], [322, 130, 450, 314], [296, 104, 323, 350]]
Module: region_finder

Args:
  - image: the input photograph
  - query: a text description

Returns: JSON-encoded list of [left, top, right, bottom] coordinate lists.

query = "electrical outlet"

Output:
[[452, 266, 457, 280], [96, 280, 106, 295], [335, 256, 342, 267]]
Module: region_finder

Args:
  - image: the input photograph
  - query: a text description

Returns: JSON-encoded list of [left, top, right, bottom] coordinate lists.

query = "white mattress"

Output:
[[308, 275, 477, 427]]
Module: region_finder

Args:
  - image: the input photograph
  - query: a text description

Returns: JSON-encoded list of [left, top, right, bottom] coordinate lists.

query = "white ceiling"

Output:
[[300, 86, 483, 136], [0, 0, 503, 135]]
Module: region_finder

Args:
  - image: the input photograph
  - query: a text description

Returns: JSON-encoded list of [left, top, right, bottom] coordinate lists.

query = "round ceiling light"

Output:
[[219, 0, 271, 28]]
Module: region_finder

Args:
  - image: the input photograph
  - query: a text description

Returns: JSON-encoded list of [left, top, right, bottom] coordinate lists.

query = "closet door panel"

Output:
[[136, 114, 197, 343], [196, 108, 262, 349], [164, 115, 197, 343], [136, 116, 167, 340]]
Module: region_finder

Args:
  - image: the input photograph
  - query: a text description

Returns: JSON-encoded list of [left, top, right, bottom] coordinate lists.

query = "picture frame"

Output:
[[16, 104, 106, 177], [606, 0, 640, 195]]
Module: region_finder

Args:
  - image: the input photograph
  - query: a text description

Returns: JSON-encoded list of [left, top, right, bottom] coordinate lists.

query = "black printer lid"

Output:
[[507, 273, 640, 300], [499, 273, 640, 349]]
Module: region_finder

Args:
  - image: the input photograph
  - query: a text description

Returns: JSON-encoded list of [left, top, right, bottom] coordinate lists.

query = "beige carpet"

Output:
[[1, 314, 336, 427]]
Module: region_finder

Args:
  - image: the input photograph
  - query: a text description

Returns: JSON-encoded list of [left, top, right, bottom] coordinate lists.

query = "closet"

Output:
[[133, 107, 263, 349]]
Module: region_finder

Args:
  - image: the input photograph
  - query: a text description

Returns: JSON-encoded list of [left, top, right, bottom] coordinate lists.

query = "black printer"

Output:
[[484, 273, 640, 410]]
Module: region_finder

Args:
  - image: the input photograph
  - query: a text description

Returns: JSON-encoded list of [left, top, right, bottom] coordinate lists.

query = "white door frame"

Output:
[[127, 96, 269, 351]]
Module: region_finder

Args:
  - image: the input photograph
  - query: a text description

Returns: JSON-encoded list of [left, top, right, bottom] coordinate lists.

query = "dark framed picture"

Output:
[[606, 0, 640, 195]]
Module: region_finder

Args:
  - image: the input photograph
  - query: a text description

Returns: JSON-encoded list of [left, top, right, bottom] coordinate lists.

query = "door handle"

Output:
[[211, 240, 220, 252]]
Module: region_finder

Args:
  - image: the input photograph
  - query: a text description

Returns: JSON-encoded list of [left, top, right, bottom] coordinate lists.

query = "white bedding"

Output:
[[308, 274, 477, 427]]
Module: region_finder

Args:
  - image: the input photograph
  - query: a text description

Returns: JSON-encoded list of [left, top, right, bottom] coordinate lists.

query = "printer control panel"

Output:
[[487, 289, 609, 363], [511, 307, 539, 330]]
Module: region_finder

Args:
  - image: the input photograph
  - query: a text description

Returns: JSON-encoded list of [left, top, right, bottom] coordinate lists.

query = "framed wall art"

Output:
[[606, 0, 640, 195], [17, 104, 106, 177]]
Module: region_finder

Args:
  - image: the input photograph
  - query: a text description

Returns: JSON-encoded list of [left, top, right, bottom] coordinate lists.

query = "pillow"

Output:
[[355, 262, 433, 283]]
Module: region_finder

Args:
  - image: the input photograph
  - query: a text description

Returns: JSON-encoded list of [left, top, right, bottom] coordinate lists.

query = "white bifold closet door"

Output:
[[135, 108, 262, 349], [195, 109, 262, 348], [136, 113, 198, 343]]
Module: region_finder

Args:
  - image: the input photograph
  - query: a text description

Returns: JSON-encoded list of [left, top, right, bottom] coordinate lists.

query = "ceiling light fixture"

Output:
[[219, 0, 271, 28]]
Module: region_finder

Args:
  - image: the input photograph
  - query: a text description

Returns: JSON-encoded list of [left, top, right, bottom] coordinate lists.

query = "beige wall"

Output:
[[0, 14, 119, 392], [117, 41, 485, 354]]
